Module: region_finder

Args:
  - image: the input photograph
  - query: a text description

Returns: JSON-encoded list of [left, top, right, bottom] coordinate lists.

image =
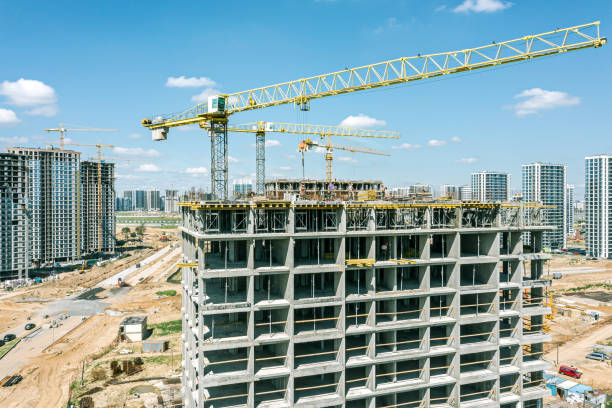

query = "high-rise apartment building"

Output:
[[522, 163, 567, 249], [0, 153, 29, 280], [80, 161, 116, 254], [585, 155, 612, 258], [458, 185, 472, 201], [180, 197, 552, 408], [134, 190, 146, 211], [115, 197, 132, 212], [164, 189, 179, 213], [471, 172, 510, 202], [566, 184, 575, 237], [146, 190, 161, 211], [440, 184, 458, 199], [8, 147, 80, 266], [123, 190, 134, 211]]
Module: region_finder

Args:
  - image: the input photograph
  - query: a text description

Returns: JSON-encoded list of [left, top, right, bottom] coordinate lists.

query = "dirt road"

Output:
[[545, 319, 612, 391]]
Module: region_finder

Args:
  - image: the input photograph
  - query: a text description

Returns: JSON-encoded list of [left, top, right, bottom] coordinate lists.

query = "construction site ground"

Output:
[[544, 253, 612, 393], [0, 227, 183, 408]]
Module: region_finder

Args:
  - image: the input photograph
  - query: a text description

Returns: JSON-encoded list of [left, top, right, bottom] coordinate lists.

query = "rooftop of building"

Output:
[[120, 316, 147, 325], [7, 146, 81, 154]]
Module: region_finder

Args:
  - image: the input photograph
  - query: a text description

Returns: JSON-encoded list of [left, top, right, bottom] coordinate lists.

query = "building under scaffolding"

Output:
[[265, 179, 383, 201], [80, 161, 116, 254], [180, 196, 552, 408]]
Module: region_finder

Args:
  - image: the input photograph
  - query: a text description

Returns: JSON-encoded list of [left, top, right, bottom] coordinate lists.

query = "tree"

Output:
[[135, 224, 146, 238], [130, 232, 137, 238], [121, 227, 131, 240]]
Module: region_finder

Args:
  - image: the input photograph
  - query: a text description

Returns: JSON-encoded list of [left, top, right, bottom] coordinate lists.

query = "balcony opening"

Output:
[[254, 376, 288, 407], [345, 365, 371, 395], [346, 333, 370, 361], [499, 288, 519, 312], [294, 208, 338, 232], [204, 312, 248, 341], [254, 308, 288, 339], [375, 268, 394, 293], [254, 274, 288, 304], [294, 305, 340, 335], [500, 373, 520, 395], [460, 292, 496, 316], [203, 347, 249, 377], [346, 301, 371, 328], [375, 236, 393, 261], [396, 235, 424, 260], [204, 240, 248, 270], [431, 207, 456, 229], [254, 239, 289, 268], [460, 380, 495, 404], [431, 323, 455, 348], [204, 276, 248, 305], [460, 263, 495, 287], [254, 342, 288, 374], [499, 316, 519, 339], [346, 269, 370, 296], [294, 271, 339, 300], [499, 260, 519, 284], [294, 372, 340, 404], [204, 382, 248, 408], [460, 321, 495, 345], [254, 209, 288, 233], [430, 264, 453, 289], [294, 339, 339, 369], [430, 294, 455, 320], [396, 266, 425, 291], [460, 233, 495, 257], [500, 345, 519, 367], [396, 296, 425, 323], [294, 237, 338, 266], [346, 236, 370, 260], [431, 353, 454, 377], [460, 351, 495, 374], [431, 234, 453, 258]]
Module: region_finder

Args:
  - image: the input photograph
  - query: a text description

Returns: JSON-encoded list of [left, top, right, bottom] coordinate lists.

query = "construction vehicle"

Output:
[[117, 277, 130, 288], [202, 121, 399, 194], [142, 22, 606, 200], [299, 137, 389, 182]]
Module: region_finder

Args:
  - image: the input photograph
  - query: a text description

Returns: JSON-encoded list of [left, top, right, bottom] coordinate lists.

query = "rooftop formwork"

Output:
[[179, 198, 552, 408]]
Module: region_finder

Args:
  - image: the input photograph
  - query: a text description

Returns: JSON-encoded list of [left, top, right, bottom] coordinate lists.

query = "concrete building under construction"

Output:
[[179, 184, 552, 408], [0, 153, 29, 280], [80, 160, 116, 254]]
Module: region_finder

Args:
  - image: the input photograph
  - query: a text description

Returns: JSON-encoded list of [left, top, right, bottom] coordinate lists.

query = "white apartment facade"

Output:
[[585, 155, 611, 258], [471, 172, 510, 202]]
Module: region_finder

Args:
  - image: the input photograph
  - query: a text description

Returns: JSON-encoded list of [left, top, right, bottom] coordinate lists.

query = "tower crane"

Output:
[[142, 22, 606, 200], [299, 136, 389, 183], [200, 121, 399, 195], [44, 124, 118, 149]]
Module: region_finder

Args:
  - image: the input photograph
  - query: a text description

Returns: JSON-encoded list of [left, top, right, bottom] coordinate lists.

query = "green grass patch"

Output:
[[566, 283, 612, 292], [0, 338, 20, 359], [156, 290, 177, 297], [150, 319, 182, 336], [143, 355, 173, 365]]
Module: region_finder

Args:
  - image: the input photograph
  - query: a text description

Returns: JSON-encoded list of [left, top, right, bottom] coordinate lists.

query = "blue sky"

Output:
[[1, 0, 610, 198]]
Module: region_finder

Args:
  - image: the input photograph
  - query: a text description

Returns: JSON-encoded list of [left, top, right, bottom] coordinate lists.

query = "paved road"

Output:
[[0, 316, 82, 377], [127, 248, 181, 286], [97, 245, 172, 287]]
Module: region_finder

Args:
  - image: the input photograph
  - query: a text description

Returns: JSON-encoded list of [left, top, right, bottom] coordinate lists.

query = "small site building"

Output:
[[119, 316, 147, 342], [142, 339, 168, 353]]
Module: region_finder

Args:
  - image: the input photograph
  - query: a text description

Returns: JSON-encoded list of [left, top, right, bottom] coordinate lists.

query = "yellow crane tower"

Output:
[[142, 22, 606, 200], [299, 136, 389, 182], [201, 121, 399, 194]]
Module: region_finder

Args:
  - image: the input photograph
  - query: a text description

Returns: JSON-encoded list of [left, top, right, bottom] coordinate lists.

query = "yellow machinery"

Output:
[[201, 121, 399, 194], [142, 22, 606, 199], [299, 136, 389, 182]]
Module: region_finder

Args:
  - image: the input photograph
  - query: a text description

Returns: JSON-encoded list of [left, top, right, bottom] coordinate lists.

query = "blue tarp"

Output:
[[569, 383, 592, 395]]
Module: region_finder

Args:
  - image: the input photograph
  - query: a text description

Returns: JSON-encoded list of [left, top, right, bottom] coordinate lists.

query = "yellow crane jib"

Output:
[[142, 22, 605, 132]]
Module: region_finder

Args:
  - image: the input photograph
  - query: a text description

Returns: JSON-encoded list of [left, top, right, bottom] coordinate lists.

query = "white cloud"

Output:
[[456, 157, 478, 163], [0, 79, 57, 106], [128, 133, 142, 139], [428, 139, 447, 147], [186, 166, 209, 175], [166, 76, 217, 88], [116, 174, 140, 180], [26, 104, 59, 117], [135, 164, 161, 172], [338, 157, 357, 163], [0, 108, 19, 125], [392, 143, 422, 150], [0, 136, 28, 144], [451, 136, 462, 143], [266, 139, 281, 147], [373, 17, 405, 35], [454, 0, 512, 13], [113, 146, 162, 157], [228, 156, 240, 163], [191, 88, 221, 103], [279, 166, 292, 171], [512, 88, 580, 116], [339, 114, 386, 128]]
